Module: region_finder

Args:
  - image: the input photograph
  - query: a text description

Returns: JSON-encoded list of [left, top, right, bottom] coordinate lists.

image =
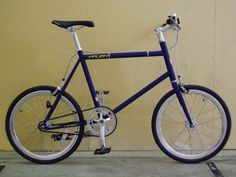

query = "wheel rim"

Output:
[[156, 89, 227, 160], [9, 90, 81, 161]]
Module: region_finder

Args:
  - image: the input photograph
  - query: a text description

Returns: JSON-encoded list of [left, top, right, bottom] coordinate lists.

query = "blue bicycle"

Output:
[[6, 14, 231, 164]]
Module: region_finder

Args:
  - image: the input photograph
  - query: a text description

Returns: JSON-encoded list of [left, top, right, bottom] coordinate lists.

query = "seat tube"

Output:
[[78, 51, 99, 107], [160, 41, 194, 127]]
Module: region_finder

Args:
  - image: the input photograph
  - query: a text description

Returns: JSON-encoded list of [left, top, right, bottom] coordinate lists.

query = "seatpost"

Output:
[[67, 27, 82, 51]]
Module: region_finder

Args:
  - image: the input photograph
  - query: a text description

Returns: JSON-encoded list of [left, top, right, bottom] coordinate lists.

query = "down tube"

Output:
[[113, 72, 169, 114]]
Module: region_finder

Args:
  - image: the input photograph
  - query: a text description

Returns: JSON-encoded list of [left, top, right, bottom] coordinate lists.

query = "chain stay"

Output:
[[41, 106, 116, 136]]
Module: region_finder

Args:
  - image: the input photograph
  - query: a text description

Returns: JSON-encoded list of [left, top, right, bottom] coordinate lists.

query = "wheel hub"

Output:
[[186, 119, 198, 130]]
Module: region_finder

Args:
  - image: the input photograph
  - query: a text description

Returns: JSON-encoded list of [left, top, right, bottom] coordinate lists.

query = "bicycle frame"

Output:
[[42, 40, 195, 129]]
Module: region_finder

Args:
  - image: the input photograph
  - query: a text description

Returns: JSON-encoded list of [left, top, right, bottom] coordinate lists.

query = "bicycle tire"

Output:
[[6, 86, 84, 164], [152, 85, 231, 163]]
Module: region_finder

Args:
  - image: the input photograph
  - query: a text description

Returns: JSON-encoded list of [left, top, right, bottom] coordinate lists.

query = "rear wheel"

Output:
[[152, 85, 231, 163], [6, 86, 84, 164]]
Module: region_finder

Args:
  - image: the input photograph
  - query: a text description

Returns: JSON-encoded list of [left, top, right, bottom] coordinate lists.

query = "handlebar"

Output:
[[165, 14, 181, 29], [155, 14, 181, 42]]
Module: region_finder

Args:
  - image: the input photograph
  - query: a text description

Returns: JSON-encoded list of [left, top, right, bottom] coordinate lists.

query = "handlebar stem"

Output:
[[155, 22, 180, 42], [155, 24, 171, 42]]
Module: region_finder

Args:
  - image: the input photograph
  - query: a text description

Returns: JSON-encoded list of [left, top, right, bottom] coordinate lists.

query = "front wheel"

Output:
[[6, 86, 84, 164], [152, 85, 231, 163]]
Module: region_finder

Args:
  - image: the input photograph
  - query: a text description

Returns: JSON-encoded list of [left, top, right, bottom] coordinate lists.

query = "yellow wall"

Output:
[[0, 0, 235, 150]]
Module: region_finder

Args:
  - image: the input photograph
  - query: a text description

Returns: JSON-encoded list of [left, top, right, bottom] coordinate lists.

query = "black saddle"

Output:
[[52, 20, 94, 28]]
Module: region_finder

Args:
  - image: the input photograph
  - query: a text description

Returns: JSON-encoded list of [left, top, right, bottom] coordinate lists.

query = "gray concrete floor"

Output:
[[0, 150, 235, 177]]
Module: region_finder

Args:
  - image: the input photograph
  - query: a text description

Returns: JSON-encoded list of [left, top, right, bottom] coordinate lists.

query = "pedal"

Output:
[[94, 147, 111, 155], [51, 133, 73, 141]]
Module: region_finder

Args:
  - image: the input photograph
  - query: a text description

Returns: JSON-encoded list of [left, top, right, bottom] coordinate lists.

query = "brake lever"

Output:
[[176, 18, 181, 30], [176, 23, 181, 30], [167, 18, 181, 30]]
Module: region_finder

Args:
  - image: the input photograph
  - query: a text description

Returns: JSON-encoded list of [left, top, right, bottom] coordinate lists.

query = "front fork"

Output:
[[160, 41, 195, 128], [173, 81, 195, 128]]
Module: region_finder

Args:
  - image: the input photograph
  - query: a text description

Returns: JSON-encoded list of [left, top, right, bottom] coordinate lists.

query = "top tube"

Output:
[[83, 50, 164, 60]]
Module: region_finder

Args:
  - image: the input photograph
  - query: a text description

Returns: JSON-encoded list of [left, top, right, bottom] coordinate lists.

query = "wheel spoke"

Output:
[[198, 117, 222, 125], [168, 101, 184, 116]]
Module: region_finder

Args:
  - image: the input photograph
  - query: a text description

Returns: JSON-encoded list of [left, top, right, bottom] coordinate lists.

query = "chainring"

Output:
[[87, 106, 117, 136]]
